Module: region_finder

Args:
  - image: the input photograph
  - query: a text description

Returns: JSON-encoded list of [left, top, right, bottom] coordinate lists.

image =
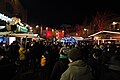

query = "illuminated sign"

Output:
[[17, 25, 28, 32], [20, 27, 28, 32]]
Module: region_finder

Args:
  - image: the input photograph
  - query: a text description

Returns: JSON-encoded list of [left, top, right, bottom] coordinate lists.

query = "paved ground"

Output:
[[11, 70, 41, 80], [0, 63, 40, 80]]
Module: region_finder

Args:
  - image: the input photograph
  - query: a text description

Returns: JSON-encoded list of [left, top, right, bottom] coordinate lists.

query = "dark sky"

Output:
[[20, 0, 120, 27]]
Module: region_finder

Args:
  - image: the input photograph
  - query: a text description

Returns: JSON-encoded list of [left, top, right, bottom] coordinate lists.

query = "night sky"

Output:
[[20, 0, 120, 27]]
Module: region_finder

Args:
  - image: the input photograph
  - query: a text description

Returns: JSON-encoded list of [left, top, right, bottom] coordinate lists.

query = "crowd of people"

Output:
[[0, 40, 120, 80]]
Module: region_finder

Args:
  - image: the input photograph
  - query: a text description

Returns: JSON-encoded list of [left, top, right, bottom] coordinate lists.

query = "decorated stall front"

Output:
[[88, 30, 120, 44], [0, 32, 11, 44], [60, 37, 78, 44]]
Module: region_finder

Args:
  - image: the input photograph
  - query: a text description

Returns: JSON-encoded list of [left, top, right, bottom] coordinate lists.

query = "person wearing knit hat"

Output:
[[60, 47, 93, 80], [59, 44, 69, 59], [68, 47, 83, 62], [50, 44, 70, 80]]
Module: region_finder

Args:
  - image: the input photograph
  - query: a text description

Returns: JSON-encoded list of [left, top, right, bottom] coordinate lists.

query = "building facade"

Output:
[[0, 0, 27, 24]]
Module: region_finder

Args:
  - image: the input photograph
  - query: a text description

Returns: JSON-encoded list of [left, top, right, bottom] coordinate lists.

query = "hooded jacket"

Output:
[[60, 60, 93, 80], [19, 47, 26, 60]]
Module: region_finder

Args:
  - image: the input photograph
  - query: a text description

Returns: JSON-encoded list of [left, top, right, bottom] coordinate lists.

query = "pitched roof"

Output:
[[88, 31, 120, 37]]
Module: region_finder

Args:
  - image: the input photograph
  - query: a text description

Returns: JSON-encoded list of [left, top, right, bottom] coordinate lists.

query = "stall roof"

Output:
[[60, 37, 78, 44], [88, 31, 120, 37], [0, 32, 11, 36], [8, 33, 38, 38], [72, 36, 84, 40]]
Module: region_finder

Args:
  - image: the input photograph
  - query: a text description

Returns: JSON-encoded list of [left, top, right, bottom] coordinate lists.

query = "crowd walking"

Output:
[[0, 40, 120, 80]]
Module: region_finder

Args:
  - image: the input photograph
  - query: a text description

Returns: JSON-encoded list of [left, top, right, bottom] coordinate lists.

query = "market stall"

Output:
[[88, 30, 120, 44], [60, 37, 78, 44]]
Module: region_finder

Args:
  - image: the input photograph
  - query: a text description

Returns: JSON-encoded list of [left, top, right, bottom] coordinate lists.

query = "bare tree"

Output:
[[75, 24, 83, 36], [92, 11, 114, 32]]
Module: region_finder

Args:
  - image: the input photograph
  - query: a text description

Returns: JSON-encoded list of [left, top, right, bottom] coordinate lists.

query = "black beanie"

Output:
[[68, 47, 82, 61]]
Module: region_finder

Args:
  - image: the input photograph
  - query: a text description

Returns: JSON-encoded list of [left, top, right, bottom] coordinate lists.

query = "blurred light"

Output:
[[46, 27, 48, 30], [84, 28, 87, 31], [52, 29, 54, 32], [30, 29, 33, 32], [36, 25, 39, 28], [76, 33, 78, 36], [0, 26, 5, 29], [29, 27, 32, 29], [94, 37, 99, 40], [62, 30, 64, 33], [117, 29, 120, 30], [108, 41, 111, 44], [112, 21, 117, 25]]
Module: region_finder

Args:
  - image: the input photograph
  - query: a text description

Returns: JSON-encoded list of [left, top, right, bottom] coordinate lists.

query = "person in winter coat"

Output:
[[19, 47, 26, 61], [18, 46, 27, 72], [30, 41, 45, 72], [60, 47, 93, 80], [99, 51, 120, 80], [49, 45, 70, 80]]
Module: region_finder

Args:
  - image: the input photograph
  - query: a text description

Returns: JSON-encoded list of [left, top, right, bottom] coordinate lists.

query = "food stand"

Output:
[[88, 31, 120, 44]]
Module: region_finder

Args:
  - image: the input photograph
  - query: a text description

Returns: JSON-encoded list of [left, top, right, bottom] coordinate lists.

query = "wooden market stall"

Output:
[[88, 31, 120, 45]]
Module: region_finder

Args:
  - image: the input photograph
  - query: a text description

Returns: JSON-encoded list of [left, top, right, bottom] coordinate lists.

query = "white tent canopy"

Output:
[[32, 37, 45, 41], [8, 33, 39, 38], [0, 32, 11, 36], [72, 36, 84, 41]]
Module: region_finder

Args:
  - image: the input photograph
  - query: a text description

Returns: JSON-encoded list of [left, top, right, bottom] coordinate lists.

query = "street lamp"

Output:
[[52, 29, 55, 37], [84, 28, 87, 31], [112, 22, 117, 25], [36, 25, 39, 28], [36, 25, 40, 35], [76, 33, 78, 36], [62, 30, 64, 37], [84, 28, 88, 37], [40, 25, 43, 37], [29, 27, 33, 33], [112, 21, 120, 31], [46, 27, 48, 30]]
